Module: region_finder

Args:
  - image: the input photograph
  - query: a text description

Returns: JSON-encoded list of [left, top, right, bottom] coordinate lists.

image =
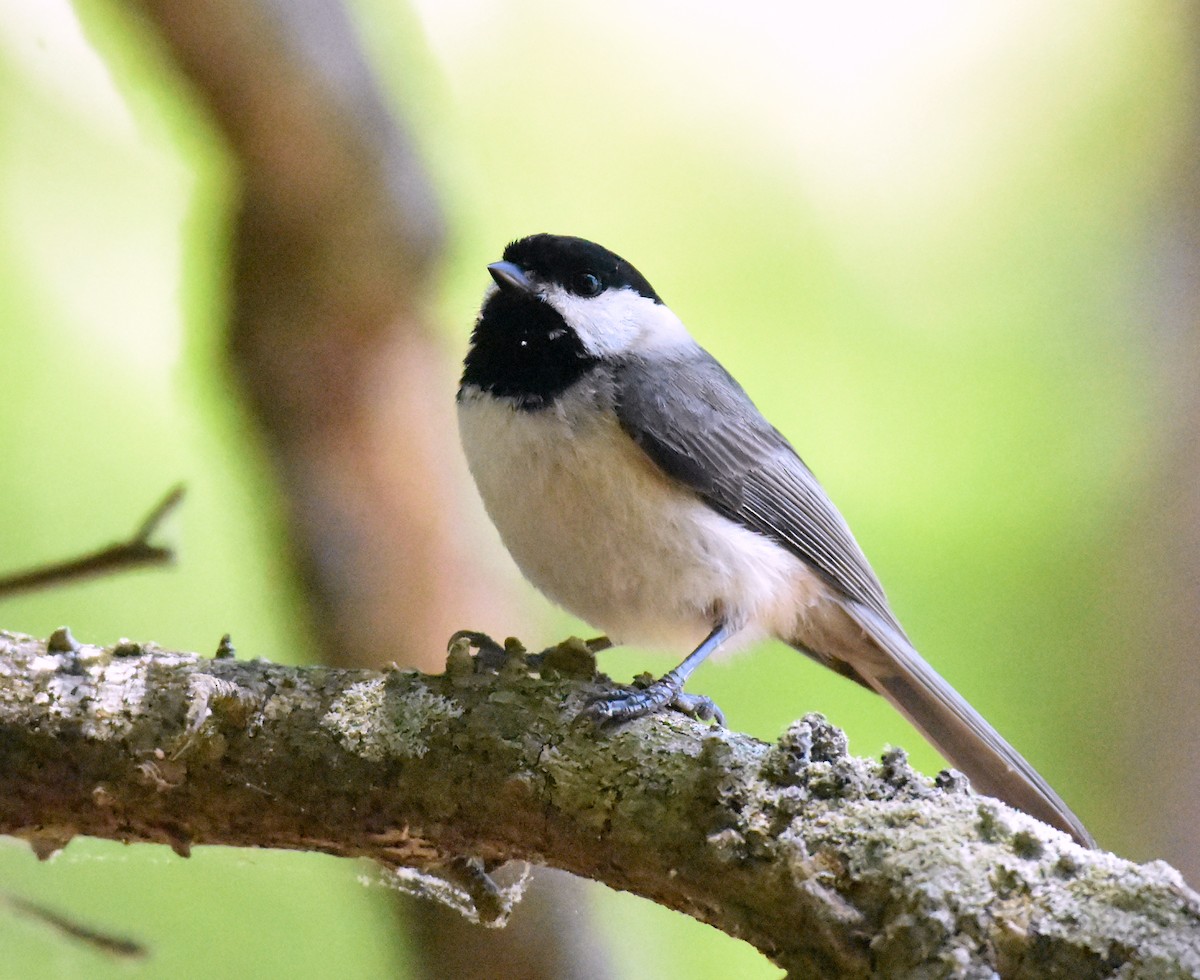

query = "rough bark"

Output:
[[2, 628, 1197, 979]]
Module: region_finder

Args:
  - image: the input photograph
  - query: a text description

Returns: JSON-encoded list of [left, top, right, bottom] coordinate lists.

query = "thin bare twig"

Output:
[[0, 485, 184, 599], [1, 893, 146, 960]]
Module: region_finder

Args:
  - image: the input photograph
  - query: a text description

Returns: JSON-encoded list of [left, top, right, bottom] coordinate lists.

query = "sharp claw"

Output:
[[448, 630, 504, 653], [447, 630, 509, 671], [670, 692, 726, 727]]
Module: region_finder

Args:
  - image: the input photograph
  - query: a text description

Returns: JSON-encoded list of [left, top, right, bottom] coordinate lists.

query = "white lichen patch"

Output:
[[36, 654, 191, 738], [86, 660, 154, 736], [89, 656, 186, 736], [322, 679, 462, 761]]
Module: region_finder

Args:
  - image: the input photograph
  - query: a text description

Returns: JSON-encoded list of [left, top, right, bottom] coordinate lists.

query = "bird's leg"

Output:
[[581, 622, 733, 727]]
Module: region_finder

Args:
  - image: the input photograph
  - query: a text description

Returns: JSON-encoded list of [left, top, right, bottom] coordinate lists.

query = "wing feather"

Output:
[[612, 350, 1095, 846], [615, 350, 899, 632]]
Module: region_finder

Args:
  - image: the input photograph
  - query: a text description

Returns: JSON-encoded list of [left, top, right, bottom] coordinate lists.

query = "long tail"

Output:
[[838, 604, 1095, 848]]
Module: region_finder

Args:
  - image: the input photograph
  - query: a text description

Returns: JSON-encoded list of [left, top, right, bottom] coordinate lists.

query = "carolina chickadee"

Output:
[[457, 233, 1093, 848]]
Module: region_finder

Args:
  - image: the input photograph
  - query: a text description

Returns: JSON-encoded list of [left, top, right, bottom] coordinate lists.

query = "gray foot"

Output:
[[580, 674, 725, 727]]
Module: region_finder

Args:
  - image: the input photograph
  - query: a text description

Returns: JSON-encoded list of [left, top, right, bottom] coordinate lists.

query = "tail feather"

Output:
[[840, 604, 1094, 848]]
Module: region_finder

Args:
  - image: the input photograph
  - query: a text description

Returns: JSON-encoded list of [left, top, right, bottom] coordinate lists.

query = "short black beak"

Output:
[[488, 260, 536, 295]]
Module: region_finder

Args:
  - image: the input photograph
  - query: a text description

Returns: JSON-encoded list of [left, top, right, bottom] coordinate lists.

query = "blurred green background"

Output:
[[0, 0, 1196, 977]]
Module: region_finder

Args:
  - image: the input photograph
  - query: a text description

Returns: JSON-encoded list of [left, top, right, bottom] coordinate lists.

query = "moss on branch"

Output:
[[1, 628, 1197, 978]]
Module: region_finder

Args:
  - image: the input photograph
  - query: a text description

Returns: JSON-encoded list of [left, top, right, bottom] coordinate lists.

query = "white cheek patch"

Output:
[[542, 285, 693, 358]]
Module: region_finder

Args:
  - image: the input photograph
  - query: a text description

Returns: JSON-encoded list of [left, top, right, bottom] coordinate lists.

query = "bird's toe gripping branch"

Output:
[[580, 621, 734, 727], [580, 668, 726, 728]]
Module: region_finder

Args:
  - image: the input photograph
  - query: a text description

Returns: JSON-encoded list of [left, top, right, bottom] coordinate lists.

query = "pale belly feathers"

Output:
[[457, 386, 833, 652]]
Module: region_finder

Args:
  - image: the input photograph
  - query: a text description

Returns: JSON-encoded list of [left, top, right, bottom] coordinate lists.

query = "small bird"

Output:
[[457, 233, 1094, 848]]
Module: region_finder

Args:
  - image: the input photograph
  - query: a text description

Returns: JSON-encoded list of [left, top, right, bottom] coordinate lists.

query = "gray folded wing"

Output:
[[614, 349, 898, 632], [613, 348, 1094, 847]]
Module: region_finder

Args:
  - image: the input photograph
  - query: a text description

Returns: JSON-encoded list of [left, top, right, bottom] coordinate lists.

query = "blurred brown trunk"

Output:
[[1126, 14, 1200, 882], [119, 0, 610, 974]]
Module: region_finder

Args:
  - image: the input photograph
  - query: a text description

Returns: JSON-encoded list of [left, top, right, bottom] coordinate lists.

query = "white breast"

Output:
[[457, 385, 832, 652]]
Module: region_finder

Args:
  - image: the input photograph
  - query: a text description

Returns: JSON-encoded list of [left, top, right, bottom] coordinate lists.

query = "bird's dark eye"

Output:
[[570, 272, 603, 297]]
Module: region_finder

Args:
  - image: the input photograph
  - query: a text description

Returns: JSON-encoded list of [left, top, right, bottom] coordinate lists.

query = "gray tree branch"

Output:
[[2, 627, 1197, 979]]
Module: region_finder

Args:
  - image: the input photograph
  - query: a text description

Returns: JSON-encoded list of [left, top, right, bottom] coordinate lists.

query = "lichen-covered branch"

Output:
[[1, 628, 1197, 978]]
